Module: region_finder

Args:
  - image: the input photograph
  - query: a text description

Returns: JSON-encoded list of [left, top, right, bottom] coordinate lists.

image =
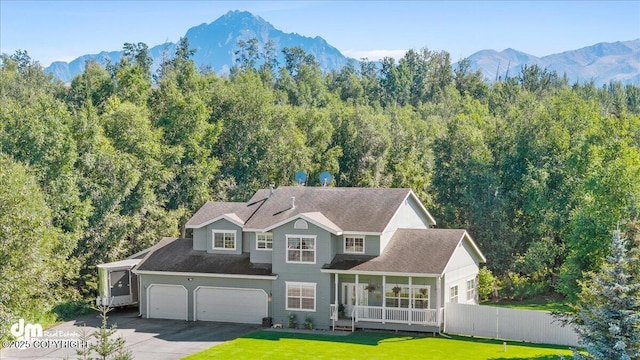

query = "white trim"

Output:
[[381, 191, 437, 235], [342, 231, 382, 236], [134, 270, 278, 280], [383, 284, 431, 309], [262, 213, 343, 235], [186, 214, 245, 229], [343, 235, 365, 254], [255, 232, 273, 251], [294, 219, 308, 229], [449, 285, 459, 304], [146, 284, 188, 321], [285, 281, 316, 312], [441, 232, 487, 273], [466, 278, 476, 303], [320, 269, 441, 277], [212, 229, 237, 250], [285, 234, 317, 264], [193, 286, 268, 322]]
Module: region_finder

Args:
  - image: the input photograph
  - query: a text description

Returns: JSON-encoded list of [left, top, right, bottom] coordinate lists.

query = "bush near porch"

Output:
[[183, 330, 573, 360]]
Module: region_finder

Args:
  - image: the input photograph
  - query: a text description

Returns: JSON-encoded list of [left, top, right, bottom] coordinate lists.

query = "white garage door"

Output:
[[147, 284, 187, 320], [195, 287, 267, 324]]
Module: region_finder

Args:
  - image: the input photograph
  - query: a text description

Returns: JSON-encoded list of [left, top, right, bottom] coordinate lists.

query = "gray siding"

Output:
[[248, 232, 274, 263], [201, 218, 244, 255], [270, 221, 333, 329], [138, 273, 273, 321], [332, 234, 381, 256], [193, 228, 207, 250]]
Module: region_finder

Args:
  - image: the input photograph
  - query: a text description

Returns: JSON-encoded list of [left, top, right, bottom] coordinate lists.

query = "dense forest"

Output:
[[1, 38, 639, 334]]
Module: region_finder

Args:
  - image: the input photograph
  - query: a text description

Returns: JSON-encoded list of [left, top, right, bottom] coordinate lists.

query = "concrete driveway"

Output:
[[1, 308, 260, 360]]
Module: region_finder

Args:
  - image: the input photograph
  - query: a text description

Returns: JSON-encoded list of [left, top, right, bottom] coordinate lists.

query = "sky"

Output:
[[1, 1, 639, 67]]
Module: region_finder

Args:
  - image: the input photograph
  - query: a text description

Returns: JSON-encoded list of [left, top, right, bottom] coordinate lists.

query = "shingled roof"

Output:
[[186, 186, 434, 233], [324, 229, 481, 275], [135, 237, 273, 276]]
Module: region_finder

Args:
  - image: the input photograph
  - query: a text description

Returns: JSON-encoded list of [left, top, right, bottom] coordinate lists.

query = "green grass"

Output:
[[183, 330, 573, 360], [481, 298, 570, 313]]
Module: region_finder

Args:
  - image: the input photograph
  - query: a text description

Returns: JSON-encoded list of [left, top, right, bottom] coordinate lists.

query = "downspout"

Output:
[[437, 275, 450, 338]]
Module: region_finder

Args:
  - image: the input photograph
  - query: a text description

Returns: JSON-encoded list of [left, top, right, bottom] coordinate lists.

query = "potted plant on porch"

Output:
[[364, 283, 377, 292]]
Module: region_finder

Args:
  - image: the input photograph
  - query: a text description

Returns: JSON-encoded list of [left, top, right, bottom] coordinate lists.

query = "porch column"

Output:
[[334, 273, 338, 318], [355, 274, 359, 321], [408, 276, 412, 325], [436, 276, 442, 327], [382, 275, 386, 324]]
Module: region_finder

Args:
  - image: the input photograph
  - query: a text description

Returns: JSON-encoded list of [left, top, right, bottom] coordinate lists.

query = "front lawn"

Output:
[[183, 330, 573, 360]]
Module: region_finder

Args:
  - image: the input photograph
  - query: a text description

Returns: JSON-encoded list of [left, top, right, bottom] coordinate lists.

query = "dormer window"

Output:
[[256, 233, 273, 250], [212, 230, 236, 250], [344, 236, 365, 254]]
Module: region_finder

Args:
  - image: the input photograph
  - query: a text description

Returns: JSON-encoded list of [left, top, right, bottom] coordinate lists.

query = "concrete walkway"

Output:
[[1, 308, 259, 360]]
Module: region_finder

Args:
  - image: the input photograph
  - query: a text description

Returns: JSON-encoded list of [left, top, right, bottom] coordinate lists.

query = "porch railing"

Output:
[[353, 305, 439, 326]]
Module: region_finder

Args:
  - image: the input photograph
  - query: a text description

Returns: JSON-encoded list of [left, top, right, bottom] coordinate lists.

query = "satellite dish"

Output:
[[294, 171, 307, 185], [319, 171, 333, 187]]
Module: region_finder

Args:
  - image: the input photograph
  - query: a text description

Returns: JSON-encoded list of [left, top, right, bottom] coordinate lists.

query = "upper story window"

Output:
[[256, 233, 273, 250], [286, 235, 316, 264], [344, 236, 365, 253], [294, 219, 308, 229], [212, 230, 236, 250], [466, 278, 476, 302]]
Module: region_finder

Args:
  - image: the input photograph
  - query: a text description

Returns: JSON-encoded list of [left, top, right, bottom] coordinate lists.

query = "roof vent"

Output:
[[291, 196, 296, 210], [269, 184, 275, 196]]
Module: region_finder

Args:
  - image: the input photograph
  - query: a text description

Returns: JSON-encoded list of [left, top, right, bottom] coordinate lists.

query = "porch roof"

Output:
[[322, 254, 377, 270], [135, 237, 273, 276], [323, 229, 469, 276]]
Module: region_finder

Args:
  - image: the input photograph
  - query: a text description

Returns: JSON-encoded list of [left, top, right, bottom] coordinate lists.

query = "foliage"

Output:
[[0, 154, 66, 340], [89, 305, 132, 360], [477, 267, 496, 301], [569, 231, 640, 359], [1, 40, 640, 312]]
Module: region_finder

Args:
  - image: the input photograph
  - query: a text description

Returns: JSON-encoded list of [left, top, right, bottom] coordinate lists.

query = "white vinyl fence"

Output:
[[444, 303, 580, 347]]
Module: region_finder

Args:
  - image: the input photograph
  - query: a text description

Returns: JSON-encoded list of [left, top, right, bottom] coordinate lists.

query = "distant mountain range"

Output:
[[45, 10, 639, 85], [465, 39, 640, 85]]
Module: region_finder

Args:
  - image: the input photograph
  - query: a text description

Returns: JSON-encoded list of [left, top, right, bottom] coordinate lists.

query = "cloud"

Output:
[[341, 49, 407, 61]]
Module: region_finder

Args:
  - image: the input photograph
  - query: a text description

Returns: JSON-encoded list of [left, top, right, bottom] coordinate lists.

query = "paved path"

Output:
[[1, 308, 259, 360]]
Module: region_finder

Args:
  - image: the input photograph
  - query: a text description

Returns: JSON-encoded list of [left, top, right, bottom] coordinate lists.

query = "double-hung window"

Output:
[[286, 235, 316, 263], [344, 236, 365, 253], [450, 285, 459, 304], [286, 282, 316, 311], [466, 279, 476, 302], [256, 233, 273, 250], [212, 230, 236, 250]]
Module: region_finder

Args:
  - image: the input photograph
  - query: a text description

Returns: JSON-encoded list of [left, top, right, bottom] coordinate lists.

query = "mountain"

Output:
[[45, 10, 350, 83], [44, 10, 638, 85], [465, 39, 640, 85]]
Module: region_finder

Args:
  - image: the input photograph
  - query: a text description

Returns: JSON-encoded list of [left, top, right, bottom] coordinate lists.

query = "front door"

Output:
[[342, 283, 368, 316]]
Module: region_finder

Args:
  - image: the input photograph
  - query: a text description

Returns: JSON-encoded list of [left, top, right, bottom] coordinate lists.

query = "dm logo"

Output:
[[10, 318, 43, 349]]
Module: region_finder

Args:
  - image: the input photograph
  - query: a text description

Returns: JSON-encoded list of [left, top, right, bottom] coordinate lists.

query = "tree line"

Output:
[[1, 37, 639, 334]]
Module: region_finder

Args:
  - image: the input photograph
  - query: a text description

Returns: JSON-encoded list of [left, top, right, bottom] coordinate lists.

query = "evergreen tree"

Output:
[[572, 230, 640, 359]]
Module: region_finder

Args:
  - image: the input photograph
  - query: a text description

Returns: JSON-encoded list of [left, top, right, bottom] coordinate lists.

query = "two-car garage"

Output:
[[195, 287, 268, 324], [146, 285, 268, 324]]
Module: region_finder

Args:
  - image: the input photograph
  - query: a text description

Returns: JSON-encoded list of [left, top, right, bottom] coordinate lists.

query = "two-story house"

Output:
[[133, 186, 486, 332]]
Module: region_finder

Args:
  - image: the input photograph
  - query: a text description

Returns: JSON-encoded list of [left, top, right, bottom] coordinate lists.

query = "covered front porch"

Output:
[[326, 272, 444, 332]]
